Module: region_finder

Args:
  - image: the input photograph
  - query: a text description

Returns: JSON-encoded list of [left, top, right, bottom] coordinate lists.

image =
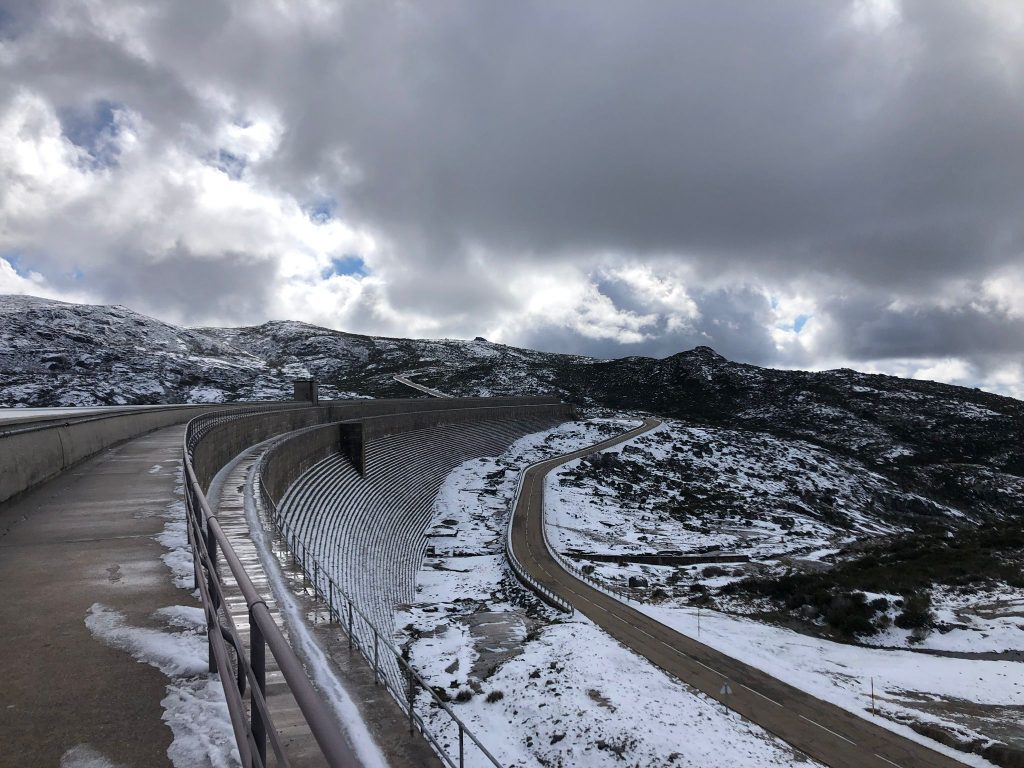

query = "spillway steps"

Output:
[[277, 417, 558, 664]]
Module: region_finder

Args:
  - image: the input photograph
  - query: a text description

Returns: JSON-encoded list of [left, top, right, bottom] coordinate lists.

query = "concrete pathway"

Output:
[[511, 417, 968, 768], [0, 426, 187, 768]]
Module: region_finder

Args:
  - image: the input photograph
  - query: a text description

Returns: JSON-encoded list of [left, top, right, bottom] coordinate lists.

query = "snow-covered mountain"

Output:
[[2, 293, 1021, 525]]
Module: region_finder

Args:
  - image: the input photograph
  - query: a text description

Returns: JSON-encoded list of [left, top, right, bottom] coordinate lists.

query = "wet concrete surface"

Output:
[[0, 427, 187, 768]]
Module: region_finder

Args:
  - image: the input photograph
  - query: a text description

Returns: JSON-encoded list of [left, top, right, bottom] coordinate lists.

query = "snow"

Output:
[[128, 462, 240, 767], [546, 420, 960, 560], [86, 603, 207, 677], [399, 420, 822, 767], [637, 603, 1015, 766], [187, 386, 227, 403], [85, 603, 239, 768], [156, 472, 195, 591], [402, 416, 1023, 766], [860, 585, 1024, 653], [60, 745, 124, 768]]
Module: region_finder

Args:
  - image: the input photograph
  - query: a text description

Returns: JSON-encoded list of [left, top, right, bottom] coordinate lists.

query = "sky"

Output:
[[1, 0, 1023, 398]]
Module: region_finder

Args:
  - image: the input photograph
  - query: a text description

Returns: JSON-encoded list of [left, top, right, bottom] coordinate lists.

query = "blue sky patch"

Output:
[[2, 252, 30, 277], [211, 149, 246, 180], [306, 197, 337, 224], [58, 100, 122, 170], [792, 314, 809, 333], [321, 254, 367, 279]]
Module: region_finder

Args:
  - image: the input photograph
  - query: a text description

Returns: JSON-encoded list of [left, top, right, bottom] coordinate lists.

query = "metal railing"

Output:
[[182, 406, 358, 768], [503, 465, 574, 613], [256, 443, 503, 768]]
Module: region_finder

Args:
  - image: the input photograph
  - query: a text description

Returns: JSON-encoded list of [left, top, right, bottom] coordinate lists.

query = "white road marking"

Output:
[[800, 714, 857, 746], [741, 684, 783, 707], [874, 754, 904, 768]]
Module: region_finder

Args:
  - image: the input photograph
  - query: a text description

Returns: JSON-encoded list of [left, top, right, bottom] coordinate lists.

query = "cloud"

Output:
[[0, 0, 1021, 396]]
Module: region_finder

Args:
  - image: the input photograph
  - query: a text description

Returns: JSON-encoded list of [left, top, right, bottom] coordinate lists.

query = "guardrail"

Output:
[[505, 444, 651, 611], [503, 465, 574, 613], [182, 405, 357, 768], [256, 444, 503, 768]]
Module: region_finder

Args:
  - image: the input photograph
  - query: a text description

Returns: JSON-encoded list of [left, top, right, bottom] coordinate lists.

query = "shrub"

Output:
[[824, 592, 877, 637], [485, 690, 504, 703], [869, 597, 890, 612], [895, 594, 933, 629]]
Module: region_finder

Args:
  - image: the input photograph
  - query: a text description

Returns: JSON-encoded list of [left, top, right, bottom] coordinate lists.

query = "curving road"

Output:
[[509, 417, 966, 768]]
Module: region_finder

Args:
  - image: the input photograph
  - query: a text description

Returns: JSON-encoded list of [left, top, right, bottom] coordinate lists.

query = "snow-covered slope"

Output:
[[2, 293, 1020, 523]]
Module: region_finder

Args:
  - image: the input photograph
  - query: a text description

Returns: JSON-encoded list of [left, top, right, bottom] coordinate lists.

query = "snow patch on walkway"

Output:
[[60, 745, 125, 768], [85, 604, 239, 768]]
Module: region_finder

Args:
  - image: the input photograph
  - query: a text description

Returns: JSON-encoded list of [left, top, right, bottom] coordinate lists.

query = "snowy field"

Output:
[[638, 605, 1022, 765], [538, 419, 1022, 761], [400, 416, 1022, 767], [544, 419, 1024, 654], [399, 419, 821, 767]]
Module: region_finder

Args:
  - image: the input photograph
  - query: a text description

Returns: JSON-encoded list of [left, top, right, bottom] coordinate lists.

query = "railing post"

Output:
[[407, 666, 415, 735], [313, 561, 320, 618], [373, 629, 379, 684], [185, 492, 198, 592], [206, 522, 219, 675], [347, 601, 353, 650], [250, 610, 267, 767], [459, 723, 464, 768]]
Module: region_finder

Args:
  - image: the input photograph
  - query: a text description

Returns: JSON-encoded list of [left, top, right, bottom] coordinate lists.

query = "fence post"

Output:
[[373, 629, 379, 685], [347, 601, 353, 650], [459, 723, 464, 768], [250, 610, 267, 767], [407, 665, 415, 735], [206, 522, 219, 675]]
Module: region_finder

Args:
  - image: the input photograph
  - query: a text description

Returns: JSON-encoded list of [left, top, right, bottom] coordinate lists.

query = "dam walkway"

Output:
[[0, 425, 187, 767]]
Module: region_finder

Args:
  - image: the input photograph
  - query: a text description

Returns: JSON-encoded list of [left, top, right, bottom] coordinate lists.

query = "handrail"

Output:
[[182, 405, 358, 768], [258, 428, 504, 768]]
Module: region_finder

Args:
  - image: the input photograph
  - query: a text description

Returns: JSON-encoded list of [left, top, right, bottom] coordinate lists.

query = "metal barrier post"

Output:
[[250, 611, 267, 767], [347, 601, 353, 650], [407, 667, 415, 735], [459, 724, 464, 768], [373, 629, 379, 684], [206, 521, 219, 674]]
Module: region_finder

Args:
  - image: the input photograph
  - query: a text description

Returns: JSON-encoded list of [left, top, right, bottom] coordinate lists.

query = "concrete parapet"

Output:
[[0, 405, 216, 504]]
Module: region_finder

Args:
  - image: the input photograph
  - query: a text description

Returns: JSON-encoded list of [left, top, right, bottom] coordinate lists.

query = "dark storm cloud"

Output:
[[815, 294, 1024, 361], [1, 0, 1022, 393], [272, 0, 1024, 292], [53, 246, 279, 328]]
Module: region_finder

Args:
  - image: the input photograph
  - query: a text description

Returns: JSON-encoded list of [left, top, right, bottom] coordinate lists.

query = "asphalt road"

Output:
[[510, 416, 966, 768]]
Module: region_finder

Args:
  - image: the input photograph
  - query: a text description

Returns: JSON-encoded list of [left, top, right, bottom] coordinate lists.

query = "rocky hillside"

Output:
[[2, 294, 1021, 525]]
